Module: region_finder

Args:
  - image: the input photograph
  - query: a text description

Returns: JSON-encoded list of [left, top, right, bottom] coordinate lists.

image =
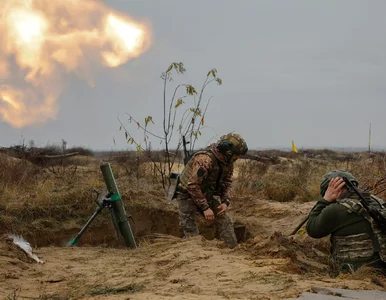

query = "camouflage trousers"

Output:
[[176, 194, 238, 248]]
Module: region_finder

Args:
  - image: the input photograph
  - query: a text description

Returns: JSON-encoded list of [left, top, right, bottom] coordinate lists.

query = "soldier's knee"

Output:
[[222, 232, 238, 248], [215, 213, 234, 226]]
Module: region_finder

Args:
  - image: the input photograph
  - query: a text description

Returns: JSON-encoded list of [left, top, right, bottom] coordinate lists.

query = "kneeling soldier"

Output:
[[307, 170, 386, 275]]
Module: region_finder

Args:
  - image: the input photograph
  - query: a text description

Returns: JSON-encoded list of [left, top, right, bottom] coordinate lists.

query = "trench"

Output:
[[6, 205, 249, 248], [1, 202, 333, 276]]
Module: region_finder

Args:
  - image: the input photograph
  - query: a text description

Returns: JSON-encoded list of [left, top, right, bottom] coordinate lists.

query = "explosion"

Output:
[[0, 0, 151, 127]]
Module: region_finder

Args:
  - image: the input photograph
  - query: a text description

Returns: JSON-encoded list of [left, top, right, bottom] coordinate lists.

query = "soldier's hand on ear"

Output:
[[203, 208, 214, 222], [324, 177, 346, 202]]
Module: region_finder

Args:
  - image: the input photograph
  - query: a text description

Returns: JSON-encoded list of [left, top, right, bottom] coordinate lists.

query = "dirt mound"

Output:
[[230, 196, 315, 238], [0, 235, 37, 264], [243, 232, 330, 275]]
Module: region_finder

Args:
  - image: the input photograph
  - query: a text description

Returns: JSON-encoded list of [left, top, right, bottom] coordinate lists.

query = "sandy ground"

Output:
[[1, 198, 385, 299], [2, 235, 385, 300]]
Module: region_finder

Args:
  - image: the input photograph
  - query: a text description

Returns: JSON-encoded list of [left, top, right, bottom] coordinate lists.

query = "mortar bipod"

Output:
[[65, 190, 116, 247]]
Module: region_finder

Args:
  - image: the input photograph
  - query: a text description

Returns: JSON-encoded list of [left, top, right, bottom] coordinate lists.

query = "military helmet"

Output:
[[320, 170, 358, 197], [217, 133, 248, 155]]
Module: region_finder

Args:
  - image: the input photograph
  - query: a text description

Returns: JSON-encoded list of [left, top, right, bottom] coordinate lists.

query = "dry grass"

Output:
[[233, 152, 386, 202], [338, 266, 386, 287], [0, 154, 40, 188], [260, 158, 324, 202], [0, 154, 102, 236], [88, 283, 144, 296], [1, 148, 386, 243]]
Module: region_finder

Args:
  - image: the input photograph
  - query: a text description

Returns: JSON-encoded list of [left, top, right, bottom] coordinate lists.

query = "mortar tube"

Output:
[[100, 162, 137, 248]]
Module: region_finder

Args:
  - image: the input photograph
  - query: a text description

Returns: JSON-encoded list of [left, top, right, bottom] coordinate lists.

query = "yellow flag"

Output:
[[292, 140, 298, 153]]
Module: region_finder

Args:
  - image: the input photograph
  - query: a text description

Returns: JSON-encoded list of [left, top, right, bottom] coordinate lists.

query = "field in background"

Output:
[[1, 145, 386, 299], [1, 145, 386, 240]]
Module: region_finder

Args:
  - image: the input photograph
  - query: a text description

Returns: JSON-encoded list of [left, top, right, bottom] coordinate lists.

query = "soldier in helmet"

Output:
[[175, 133, 248, 248], [306, 170, 386, 275]]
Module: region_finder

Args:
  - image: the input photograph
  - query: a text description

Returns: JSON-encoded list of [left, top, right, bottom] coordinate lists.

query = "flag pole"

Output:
[[368, 122, 371, 154]]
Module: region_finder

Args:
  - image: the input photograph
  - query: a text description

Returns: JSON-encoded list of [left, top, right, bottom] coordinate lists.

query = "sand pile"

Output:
[[0, 234, 43, 264], [243, 232, 330, 274]]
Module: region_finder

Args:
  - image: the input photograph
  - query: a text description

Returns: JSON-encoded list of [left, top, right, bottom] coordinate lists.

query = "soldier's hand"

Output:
[[203, 208, 215, 222], [217, 203, 228, 216], [324, 177, 346, 202]]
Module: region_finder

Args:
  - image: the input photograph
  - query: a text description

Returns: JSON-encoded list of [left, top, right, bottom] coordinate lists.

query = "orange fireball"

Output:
[[0, 0, 151, 127]]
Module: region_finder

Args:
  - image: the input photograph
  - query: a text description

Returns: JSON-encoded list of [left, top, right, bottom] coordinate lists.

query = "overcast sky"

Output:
[[1, 0, 386, 150]]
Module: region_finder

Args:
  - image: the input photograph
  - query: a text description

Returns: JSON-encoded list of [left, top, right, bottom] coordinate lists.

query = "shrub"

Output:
[[0, 154, 39, 188]]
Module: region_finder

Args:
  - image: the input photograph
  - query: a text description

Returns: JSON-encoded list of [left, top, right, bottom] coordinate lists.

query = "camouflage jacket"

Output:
[[178, 145, 233, 211]]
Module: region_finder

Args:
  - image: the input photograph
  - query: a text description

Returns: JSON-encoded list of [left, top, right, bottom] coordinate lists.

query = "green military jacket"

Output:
[[306, 195, 386, 271]]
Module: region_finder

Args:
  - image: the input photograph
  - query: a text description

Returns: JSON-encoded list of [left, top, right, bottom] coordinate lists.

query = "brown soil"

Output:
[[1, 234, 385, 300], [2, 196, 385, 299]]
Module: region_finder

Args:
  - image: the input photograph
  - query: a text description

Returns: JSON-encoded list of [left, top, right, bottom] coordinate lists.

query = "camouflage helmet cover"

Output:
[[218, 133, 248, 155], [320, 169, 358, 197]]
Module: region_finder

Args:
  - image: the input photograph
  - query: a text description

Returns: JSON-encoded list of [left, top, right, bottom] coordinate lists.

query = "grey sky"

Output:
[[1, 0, 386, 150]]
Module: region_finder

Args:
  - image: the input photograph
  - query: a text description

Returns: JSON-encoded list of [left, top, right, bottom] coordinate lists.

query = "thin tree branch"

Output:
[[191, 96, 213, 150], [123, 114, 164, 140]]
